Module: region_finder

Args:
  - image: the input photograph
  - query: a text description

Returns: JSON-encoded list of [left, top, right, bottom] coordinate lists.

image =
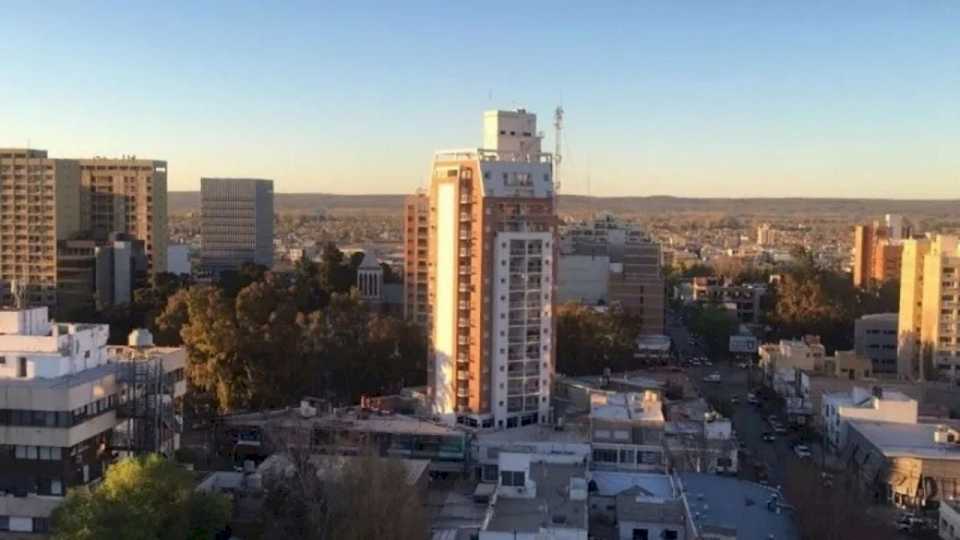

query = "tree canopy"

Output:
[[51, 454, 230, 540], [556, 303, 641, 375], [154, 245, 425, 413]]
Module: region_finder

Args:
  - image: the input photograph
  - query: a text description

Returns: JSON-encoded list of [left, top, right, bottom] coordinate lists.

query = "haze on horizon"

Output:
[[1, 2, 957, 199]]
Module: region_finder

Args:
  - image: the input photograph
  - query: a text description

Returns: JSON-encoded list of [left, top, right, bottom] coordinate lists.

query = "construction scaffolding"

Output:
[[114, 350, 181, 457]]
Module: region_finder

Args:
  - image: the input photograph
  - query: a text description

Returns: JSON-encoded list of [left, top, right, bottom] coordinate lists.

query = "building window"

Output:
[[17, 357, 26, 378], [500, 470, 525, 487]]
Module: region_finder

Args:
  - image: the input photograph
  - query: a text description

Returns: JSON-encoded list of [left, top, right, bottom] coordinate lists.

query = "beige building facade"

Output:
[[403, 191, 430, 327], [0, 149, 82, 308], [78, 157, 168, 276], [898, 235, 960, 381]]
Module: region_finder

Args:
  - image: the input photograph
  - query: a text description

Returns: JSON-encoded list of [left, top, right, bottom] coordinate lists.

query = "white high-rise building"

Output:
[[425, 109, 556, 430]]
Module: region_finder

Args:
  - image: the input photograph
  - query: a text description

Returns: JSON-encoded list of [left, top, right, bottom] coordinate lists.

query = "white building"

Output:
[[557, 254, 609, 305], [0, 308, 187, 533], [855, 313, 899, 375], [166, 243, 191, 276], [821, 386, 917, 451], [479, 452, 588, 540]]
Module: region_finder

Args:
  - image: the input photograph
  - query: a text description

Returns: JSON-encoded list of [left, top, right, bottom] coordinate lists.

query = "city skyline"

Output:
[[1, 2, 958, 198]]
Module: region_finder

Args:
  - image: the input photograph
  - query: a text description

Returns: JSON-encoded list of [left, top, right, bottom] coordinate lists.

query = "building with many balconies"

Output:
[[425, 109, 556, 430]]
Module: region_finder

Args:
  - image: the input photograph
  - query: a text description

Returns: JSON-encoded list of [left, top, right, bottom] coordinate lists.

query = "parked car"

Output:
[[737, 362, 748, 369], [762, 433, 775, 442], [703, 373, 721, 383], [730, 397, 740, 405], [774, 425, 788, 435], [793, 445, 812, 458]]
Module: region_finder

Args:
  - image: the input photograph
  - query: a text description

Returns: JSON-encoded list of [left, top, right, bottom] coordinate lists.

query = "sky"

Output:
[[1, 1, 958, 198]]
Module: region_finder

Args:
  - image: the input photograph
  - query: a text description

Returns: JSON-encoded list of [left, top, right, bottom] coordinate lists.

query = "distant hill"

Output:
[[168, 191, 960, 218]]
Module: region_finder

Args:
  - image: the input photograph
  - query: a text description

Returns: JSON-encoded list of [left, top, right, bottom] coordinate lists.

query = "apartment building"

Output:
[[0, 149, 82, 308], [403, 191, 430, 327], [0, 309, 185, 533], [853, 214, 908, 288], [199, 178, 274, 276], [898, 235, 960, 381], [855, 312, 899, 375], [426, 109, 556, 430], [559, 214, 665, 334], [78, 157, 167, 276]]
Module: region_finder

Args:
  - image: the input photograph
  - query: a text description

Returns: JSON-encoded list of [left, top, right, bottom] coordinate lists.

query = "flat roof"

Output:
[[485, 463, 587, 533], [848, 420, 960, 461], [221, 407, 464, 438], [0, 362, 116, 389], [475, 421, 590, 446], [680, 473, 799, 540]]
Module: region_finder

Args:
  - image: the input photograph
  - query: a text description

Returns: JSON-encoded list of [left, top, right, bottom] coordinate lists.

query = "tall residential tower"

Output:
[[897, 235, 960, 381], [0, 149, 82, 307], [426, 109, 557, 429], [78, 157, 168, 277]]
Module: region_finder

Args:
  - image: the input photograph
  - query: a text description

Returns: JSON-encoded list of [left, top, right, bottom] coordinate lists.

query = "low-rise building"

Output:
[[758, 336, 825, 374], [844, 420, 960, 508], [664, 407, 738, 475], [680, 473, 799, 539], [589, 471, 685, 540], [479, 453, 588, 540], [690, 277, 766, 324], [855, 313, 899, 375], [590, 391, 665, 472], [217, 403, 468, 473], [822, 350, 874, 380], [821, 386, 918, 450], [941, 500, 960, 540]]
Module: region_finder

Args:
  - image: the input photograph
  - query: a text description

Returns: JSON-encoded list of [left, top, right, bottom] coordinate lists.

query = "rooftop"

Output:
[[475, 420, 590, 446], [616, 489, 686, 525], [680, 473, 799, 540], [221, 406, 464, 438], [590, 470, 676, 498], [591, 392, 664, 423], [848, 420, 960, 461], [485, 463, 587, 533], [0, 361, 116, 389]]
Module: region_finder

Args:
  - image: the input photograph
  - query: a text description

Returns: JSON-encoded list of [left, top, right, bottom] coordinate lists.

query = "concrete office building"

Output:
[[425, 109, 556, 429], [557, 254, 609, 305], [821, 386, 917, 451], [898, 235, 960, 381], [853, 214, 908, 288], [402, 191, 430, 327], [57, 233, 148, 311], [166, 243, 191, 276], [690, 276, 765, 324], [0, 149, 82, 308], [199, 178, 274, 276], [0, 308, 186, 533], [855, 313, 899, 375], [78, 157, 167, 277]]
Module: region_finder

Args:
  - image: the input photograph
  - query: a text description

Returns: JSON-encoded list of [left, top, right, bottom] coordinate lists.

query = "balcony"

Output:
[[457, 370, 470, 381], [457, 387, 469, 398]]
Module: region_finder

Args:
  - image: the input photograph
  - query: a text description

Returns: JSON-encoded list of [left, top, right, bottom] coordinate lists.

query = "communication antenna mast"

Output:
[[553, 106, 564, 192]]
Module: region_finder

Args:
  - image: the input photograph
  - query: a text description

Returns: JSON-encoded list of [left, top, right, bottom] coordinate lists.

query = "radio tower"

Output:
[[553, 106, 563, 192]]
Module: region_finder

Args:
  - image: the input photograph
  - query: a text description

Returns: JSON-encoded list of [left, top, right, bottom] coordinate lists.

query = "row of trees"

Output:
[[150, 244, 425, 413]]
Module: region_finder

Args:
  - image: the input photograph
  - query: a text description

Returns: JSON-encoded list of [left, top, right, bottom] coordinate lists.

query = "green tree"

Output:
[[51, 454, 230, 540], [685, 302, 739, 357]]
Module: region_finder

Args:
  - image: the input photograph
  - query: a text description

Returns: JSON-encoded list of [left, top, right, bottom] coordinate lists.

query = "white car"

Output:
[[794, 445, 812, 458], [703, 373, 721, 383]]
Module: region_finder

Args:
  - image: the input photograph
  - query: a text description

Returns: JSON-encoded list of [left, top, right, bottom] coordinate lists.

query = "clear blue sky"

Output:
[[1, 1, 958, 198]]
